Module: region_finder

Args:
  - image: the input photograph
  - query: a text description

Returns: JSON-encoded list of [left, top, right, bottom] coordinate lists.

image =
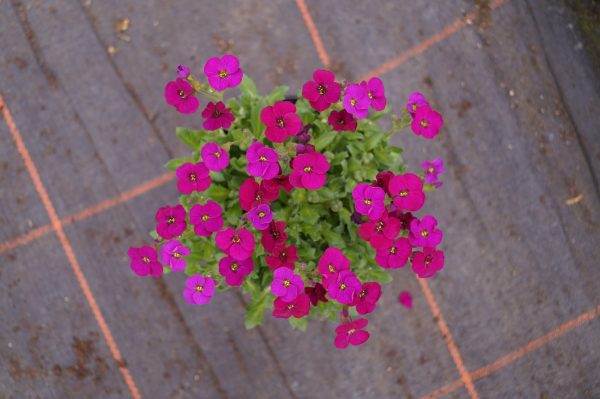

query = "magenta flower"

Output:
[[218, 256, 254, 286], [266, 244, 298, 270], [318, 247, 350, 278], [189, 201, 223, 237], [260, 101, 302, 143], [164, 78, 199, 114], [128, 246, 162, 277], [373, 170, 394, 196], [201, 142, 230, 171], [201, 102, 235, 131], [246, 141, 280, 180], [262, 173, 293, 194], [328, 109, 357, 132], [248, 204, 273, 231], [239, 177, 280, 212], [261, 221, 287, 253], [160, 240, 190, 272], [176, 162, 211, 194], [375, 237, 411, 269], [352, 183, 386, 221], [353, 282, 381, 315], [361, 77, 386, 111], [271, 268, 304, 302], [412, 105, 443, 139], [272, 294, 310, 319], [342, 83, 370, 119], [412, 247, 445, 278], [334, 318, 370, 349], [326, 270, 361, 305], [358, 210, 401, 249], [305, 282, 328, 306], [183, 275, 216, 305], [155, 204, 187, 240], [177, 64, 190, 79], [215, 227, 255, 260], [203, 54, 243, 91], [406, 92, 429, 116], [289, 152, 330, 190], [422, 158, 444, 187], [388, 173, 425, 212], [398, 291, 413, 309], [409, 216, 443, 248], [301, 69, 341, 111]]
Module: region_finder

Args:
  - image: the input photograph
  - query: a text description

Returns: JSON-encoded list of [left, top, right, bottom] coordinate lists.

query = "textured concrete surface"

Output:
[[1, 0, 599, 398]]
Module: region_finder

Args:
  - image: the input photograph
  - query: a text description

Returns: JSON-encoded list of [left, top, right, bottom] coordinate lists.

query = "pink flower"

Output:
[[215, 227, 255, 260], [128, 246, 162, 277], [301, 69, 341, 111], [398, 291, 413, 309], [201, 142, 230, 171], [203, 54, 243, 91], [271, 268, 304, 302], [260, 101, 302, 142], [422, 158, 444, 187], [406, 92, 429, 116], [412, 247, 444, 278], [164, 78, 199, 114], [246, 142, 280, 179], [352, 183, 386, 221], [183, 275, 216, 305], [353, 282, 381, 315], [373, 170, 394, 196], [305, 283, 328, 306], [218, 256, 254, 286], [328, 109, 357, 132], [289, 152, 330, 190], [239, 177, 279, 211], [358, 210, 401, 249], [318, 247, 350, 279], [334, 318, 370, 349], [361, 77, 386, 111], [412, 105, 443, 139], [189, 201, 223, 237], [248, 204, 273, 231], [375, 237, 411, 268], [262, 173, 293, 194], [266, 244, 298, 270], [343, 83, 370, 119], [261, 221, 287, 253], [155, 205, 187, 239], [201, 102, 235, 131], [326, 270, 361, 305], [160, 240, 190, 272], [176, 64, 190, 79], [272, 294, 310, 319], [388, 173, 425, 212], [409, 216, 443, 248], [176, 162, 211, 194]]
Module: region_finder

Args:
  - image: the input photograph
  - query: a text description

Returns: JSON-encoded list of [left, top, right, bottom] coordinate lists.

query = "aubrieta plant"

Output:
[[128, 54, 446, 349]]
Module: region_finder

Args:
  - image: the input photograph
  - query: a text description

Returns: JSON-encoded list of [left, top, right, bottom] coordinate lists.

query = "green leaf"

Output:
[[245, 289, 270, 329], [266, 86, 289, 103], [176, 127, 205, 149], [363, 266, 393, 284], [206, 184, 229, 202], [239, 75, 259, 97], [164, 157, 193, 171], [288, 317, 308, 331], [314, 129, 336, 152], [364, 131, 385, 151]]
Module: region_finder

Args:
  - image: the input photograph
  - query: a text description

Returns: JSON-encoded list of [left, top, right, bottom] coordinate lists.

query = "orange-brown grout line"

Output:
[[420, 304, 600, 399], [0, 95, 142, 399], [295, 0, 331, 68], [0, 172, 175, 256], [359, 0, 507, 81], [417, 278, 480, 399]]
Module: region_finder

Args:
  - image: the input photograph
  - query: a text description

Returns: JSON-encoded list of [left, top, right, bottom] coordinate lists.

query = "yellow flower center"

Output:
[[359, 290, 366, 299], [375, 221, 384, 232], [214, 152, 221, 158], [195, 285, 203, 292], [368, 92, 374, 99], [276, 118, 285, 128], [420, 119, 429, 128], [255, 194, 262, 200], [167, 216, 176, 224], [350, 99, 356, 106], [142, 257, 150, 263], [287, 304, 295, 310], [283, 279, 291, 287], [232, 236, 241, 243], [425, 255, 432, 266], [218, 70, 228, 78], [189, 173, 197, 181], [328, 264, 335, 273], [390, 247, 397, 254], [259, 156, 267, 162], [281, 252, 286, 257], [428, 167, 435, 173], [173, 252, 181, 259], [421, 230, 429, 237], [177, 90, 185, 98], [317, 84, 326, 95], [202, 214, 209, 222], [258, 212, 265, 218], [399, 190, 409, 197], [231, 263, 239, 271], [412, 103, 417, 111], [364, 199, 372, 205], [348, 328, 356, 334], [303, 166, 312, 173], [339, 283, 347, 291]]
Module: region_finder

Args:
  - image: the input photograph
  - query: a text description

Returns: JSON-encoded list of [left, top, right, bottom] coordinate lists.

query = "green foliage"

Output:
[[160, 76, 413, 330]]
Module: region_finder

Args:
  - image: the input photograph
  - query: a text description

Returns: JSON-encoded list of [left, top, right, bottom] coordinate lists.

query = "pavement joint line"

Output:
[[0, 94, 143, 399], [295, 0, 331, 68]]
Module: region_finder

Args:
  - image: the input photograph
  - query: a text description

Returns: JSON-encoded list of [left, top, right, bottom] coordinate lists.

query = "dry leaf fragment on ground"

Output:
[[115, 18, 130, 33], [565, 193, 584, 205]]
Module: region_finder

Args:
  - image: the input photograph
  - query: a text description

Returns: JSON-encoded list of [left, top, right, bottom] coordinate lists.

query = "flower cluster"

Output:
[[129, 55, 447, 349]]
